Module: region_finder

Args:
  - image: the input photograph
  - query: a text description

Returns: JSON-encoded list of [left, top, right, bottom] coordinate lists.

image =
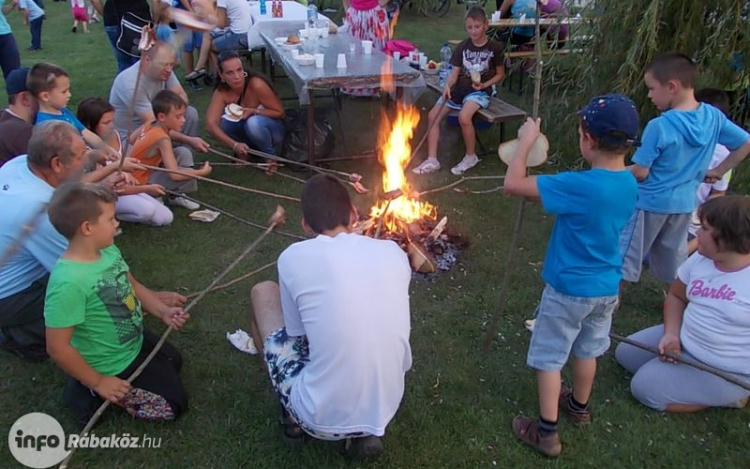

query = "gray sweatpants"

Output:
[[615, 325, 750, 411]]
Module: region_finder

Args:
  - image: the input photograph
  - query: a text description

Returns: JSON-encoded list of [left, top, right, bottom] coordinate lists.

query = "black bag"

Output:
[[282, 108, 335, 165], [116, 12, 152, 58]]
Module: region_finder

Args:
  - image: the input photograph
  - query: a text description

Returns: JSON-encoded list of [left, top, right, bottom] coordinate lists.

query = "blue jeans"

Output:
[[220, 115, 286, 156], [105, 25, 140, 73], [29, 17, 43, 50], [0, 33, 21, 79]]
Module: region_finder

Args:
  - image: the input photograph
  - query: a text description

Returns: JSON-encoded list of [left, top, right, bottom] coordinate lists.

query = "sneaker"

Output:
[[185, 69, 207, 81], [339, 435, 384, 460], [559, 386, 592, 427], [167, 195, 200, 210], [412, 158, 441, 175], [72, 26, 77, 33], [451, 154, 480, 175], [511, 415, 561, 458]]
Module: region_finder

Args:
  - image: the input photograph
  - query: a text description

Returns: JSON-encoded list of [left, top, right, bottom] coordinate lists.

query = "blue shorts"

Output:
[[526, 285, 618, 371], [177, 25, 203, 53], [264, 328, 366, 441], [211, 29, 248, 51], [437, 91, 490, 111]]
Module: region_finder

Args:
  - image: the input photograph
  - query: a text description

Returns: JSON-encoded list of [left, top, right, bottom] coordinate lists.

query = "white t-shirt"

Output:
[[678, 253, 750, 374], [278, 232, 412, 436], [689, 144, 732, 236], [216, 0, 251, 34]]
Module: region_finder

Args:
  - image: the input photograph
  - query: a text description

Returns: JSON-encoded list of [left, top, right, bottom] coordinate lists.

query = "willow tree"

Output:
[[539, 0, 749, 179]]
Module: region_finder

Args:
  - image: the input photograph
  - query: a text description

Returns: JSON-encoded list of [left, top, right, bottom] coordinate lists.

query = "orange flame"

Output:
[[370, 103, 437, 234]]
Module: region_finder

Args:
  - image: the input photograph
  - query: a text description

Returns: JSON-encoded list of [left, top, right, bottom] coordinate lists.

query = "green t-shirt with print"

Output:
[[45, 245, 144, 376]]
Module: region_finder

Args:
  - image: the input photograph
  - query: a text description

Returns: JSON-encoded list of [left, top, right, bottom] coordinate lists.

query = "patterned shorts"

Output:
[[264, 327, 366, 441]]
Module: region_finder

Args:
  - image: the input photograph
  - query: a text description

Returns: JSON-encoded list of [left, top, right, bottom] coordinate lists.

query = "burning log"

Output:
[[407, 242, 437, 273]]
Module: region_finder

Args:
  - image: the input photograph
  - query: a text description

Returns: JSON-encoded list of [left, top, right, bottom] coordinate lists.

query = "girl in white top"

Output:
[[77, 97, 174, 226], [616, 195, 750, 412]]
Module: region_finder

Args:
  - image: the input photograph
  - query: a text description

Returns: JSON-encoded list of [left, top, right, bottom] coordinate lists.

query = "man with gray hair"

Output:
[[0, 121, 144, 361]]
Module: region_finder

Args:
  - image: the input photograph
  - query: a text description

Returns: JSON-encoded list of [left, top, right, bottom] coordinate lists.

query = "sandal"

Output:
[[279, 406, 304, 447], [185, 68, 207, 81], [411, 158, 441, 175]]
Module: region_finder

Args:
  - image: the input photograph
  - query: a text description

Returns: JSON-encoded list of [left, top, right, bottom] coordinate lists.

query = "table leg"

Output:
[[307, 90, 316, 167]]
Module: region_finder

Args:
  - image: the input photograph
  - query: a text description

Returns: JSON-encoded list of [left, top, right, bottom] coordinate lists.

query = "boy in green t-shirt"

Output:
[[45, 182, 190, 428]]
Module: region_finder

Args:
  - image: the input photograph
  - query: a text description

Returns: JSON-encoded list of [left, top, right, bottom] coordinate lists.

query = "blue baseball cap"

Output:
[[578, 94, 640, 147], [5, 67, 30, 96]]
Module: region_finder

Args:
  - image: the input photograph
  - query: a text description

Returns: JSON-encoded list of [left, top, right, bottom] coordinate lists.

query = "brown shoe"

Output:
[[511, 415, 561, 458], [559, 386, 592, 427]]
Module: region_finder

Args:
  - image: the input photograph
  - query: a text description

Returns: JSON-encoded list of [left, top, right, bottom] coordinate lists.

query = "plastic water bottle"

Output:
[[259, 0, 267, 16], [307, 0, 318, 31], [438, 43, 452, 87]]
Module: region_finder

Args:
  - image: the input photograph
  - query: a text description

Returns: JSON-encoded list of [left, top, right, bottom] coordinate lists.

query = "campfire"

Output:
[[355, 60, 465, 273]]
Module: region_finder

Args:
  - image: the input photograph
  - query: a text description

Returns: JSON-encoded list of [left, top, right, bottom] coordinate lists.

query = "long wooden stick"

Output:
[[118, 62, 144, 171], [482, 3, 544, 353], [417, 175, 505, 197], [185, 261, 277, 299], [164, 190, 304, 240], [609, 333, 750, 392], [236, 144, 359, 181], [59, 207, 287, 469], [406, 100, 446, 170], [205, 148, 306, 184], [140, 164, 300, 202]]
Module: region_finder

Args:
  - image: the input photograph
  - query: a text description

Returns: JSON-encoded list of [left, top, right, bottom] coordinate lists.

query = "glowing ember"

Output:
[[369, 104, 437, 234]]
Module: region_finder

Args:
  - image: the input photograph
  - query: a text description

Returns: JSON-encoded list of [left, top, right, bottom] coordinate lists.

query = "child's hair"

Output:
[[694, 88, 731, 117], [465, 5, 487, 22], [644, 52, 698, 88], [698, 196, 750, 255], [152, 90, 186, 117], [49, 182, 117, 240], [301, 174, 352, 234], [579, 118, 633, 154], [27, 62, 70, 97], [77, 97, 114, 132]]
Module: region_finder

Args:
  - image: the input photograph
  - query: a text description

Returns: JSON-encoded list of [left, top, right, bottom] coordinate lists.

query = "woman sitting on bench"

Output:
[[205, 51, 286, 160]]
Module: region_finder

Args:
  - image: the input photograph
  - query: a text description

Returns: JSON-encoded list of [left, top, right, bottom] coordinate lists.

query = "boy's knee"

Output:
[[251, 281, 279, 303], [458, 113, 474, 127]]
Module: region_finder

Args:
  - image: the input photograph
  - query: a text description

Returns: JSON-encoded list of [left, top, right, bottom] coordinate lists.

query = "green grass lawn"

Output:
[[2, 4, 749, 469]]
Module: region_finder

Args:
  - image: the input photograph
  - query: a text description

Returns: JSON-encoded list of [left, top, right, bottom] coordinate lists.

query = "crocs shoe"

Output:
[[451, 154, 480, 175], [512, 415, 561, 458], [412, 158, 441, 175]]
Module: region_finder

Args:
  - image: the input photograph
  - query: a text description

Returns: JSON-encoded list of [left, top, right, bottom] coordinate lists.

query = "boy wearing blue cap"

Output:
[[504, 94, 640, 457], [621, 53, 750, 293]]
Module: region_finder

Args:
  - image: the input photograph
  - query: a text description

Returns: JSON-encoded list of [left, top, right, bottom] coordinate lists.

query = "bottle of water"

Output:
[[307, 1, 318, 32], [259, 0, 267, 15], [438, 43, 452, 87]]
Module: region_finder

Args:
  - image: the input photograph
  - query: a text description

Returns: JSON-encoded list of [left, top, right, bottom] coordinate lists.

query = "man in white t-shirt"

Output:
[[210, 0, 249, 53], [249, 174, 412, 460]]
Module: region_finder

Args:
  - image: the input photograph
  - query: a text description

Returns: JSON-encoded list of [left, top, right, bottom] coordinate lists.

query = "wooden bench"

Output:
[[423, 73, 527, 155]]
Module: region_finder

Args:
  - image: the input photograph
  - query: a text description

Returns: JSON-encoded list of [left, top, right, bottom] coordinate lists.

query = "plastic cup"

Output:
[[290, 49, 299, 59], [337, 53, 347, 68], [299, 29, 308, 38], [349, 42, 356, 54], [315, 53, 324, 68], [393, 51, 401, 61], [470, 70, 481, 84], [362, 40, 373, 55]]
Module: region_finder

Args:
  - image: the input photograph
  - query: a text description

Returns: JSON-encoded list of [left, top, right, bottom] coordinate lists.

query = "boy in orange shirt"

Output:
[[129, 90, 212, 210]]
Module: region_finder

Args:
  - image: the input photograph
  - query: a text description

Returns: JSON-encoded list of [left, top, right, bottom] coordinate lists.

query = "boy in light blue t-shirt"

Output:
[[11, 0, 44, 51], [621, 52, 750, 291], [504, 94, 640, 458]]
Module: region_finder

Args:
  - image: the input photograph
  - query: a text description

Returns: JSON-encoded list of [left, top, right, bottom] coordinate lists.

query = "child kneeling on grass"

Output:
[[128, 90, 212, 211], [503, 95, 640, 457], [45, 182, 190, 429], [411, 6, 505, 176]]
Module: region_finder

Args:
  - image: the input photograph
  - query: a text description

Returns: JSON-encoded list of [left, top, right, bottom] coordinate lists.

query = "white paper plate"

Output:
[[226, 329, 258, 355], [170, 9, 215, 31], [498, 134, 549, 167], [280, 39, 305, 50], [222, 113, 241, 122], [296, 57, 315, 66], [274, 36, 287, 45]]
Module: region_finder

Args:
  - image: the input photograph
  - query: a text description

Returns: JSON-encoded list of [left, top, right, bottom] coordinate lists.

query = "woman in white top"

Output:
[[616, 196, 750, 412]]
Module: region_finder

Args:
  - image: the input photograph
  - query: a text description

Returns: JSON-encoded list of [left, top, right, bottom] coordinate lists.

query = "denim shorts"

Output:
[[264, 328, 366, 441], [526, 285, 618, 371], [211, 29, 248, 51], [437, 91, 491, 111]]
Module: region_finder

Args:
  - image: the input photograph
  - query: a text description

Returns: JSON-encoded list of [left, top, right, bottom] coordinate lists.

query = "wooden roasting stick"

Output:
[[164, 190, 304, 240], [609, 333, 750, 392], [59, 206, 287, 469], [185, 261, 277, 299], [205, 148, 307, 184], [482, 3, 544, 353], [139, 164, 300, 202]]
